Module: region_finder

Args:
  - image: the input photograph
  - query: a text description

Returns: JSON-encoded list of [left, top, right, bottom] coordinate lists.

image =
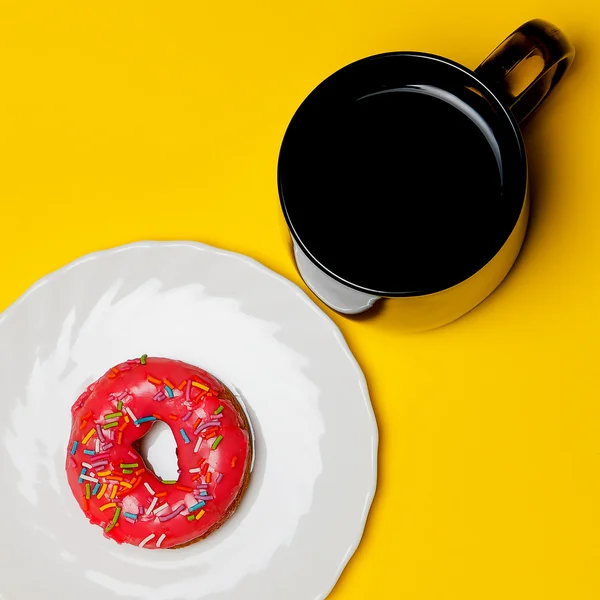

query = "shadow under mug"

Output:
[[277, 19, 574, 330]]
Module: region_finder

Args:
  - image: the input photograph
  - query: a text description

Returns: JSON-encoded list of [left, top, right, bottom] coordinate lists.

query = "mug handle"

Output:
[[475, 19, 575, 123]]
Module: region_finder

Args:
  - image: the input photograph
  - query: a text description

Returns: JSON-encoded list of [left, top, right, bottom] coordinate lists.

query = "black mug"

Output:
[[278, 19, 574, 330]]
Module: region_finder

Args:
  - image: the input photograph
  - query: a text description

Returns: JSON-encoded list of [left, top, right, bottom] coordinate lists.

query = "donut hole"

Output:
[[135, 420, 179, 482]]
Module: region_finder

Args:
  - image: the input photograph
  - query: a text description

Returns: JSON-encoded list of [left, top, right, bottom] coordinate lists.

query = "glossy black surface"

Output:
[[278, 53, 526, 296]]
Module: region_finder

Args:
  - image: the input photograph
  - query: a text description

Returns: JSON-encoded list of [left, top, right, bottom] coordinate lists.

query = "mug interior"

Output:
[[278, 52, 526, 297]]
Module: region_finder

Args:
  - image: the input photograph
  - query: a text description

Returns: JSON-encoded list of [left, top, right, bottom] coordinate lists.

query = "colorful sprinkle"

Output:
[[231, 456, 238, 468], [81, 411, 93, 421], [79, 420, 88, 430], [214, 406, 224, 415], [189, 467, 201, 473], [163, 385, 174, 398], [140, 354, 147, 365], [135, 468, 146, 476], [134, 416, 157, 425], [194, 436, 202, 453], [178, 380, 187, 390], [155, 491, 167, 498], [156, 533, 167, 548], [105, 506, 121, 533], [82, 462, 93, 469], [188, 501, 206, 512], [158, 504, 185, 522], [110, 485, 118, 499], [176, 485, 193, 492], [125, 409, 138, 426], [85, 483, 91, 499], [97, 470, 111, 477], [147, 376, 162, 385], [180, 429, 191, 444], [191, 381, 209, 392], [70, 441, 78, 455], [182, 411, 192, 422], [96, 424, 105, 441], [187, 515, 195, 521], [195, 509, 206, 520], [105, 412, 122, 419], [148, 497, 158, 513], [153, 392, 166, 401], [139, 533, 155, 548], [144, 482, 156, 495], [123, 512, 138, 520], [154, 503, 169, 515], [161, 480, 177, 485], [211, 435, 223, 450], [205, 472, 212, 483], [216, 473, 224, 484], [117, 400, 123, 411], [82, 495, 89, 512], [168, 414, 178, 421], [202, 427, 220, 439], [80, 474, 99, 483], [92, 482, 101, 495], [102, 422, 118, 429], [122, 469, 132, 474], [193, 391, 207, 404], [194, 421, 220, 436], [185, 379, 192, 402], [100, 502, 117, 511], [120, 463, 139, 469], [120, 481, 132, 489], [82, 429, 96, 444], [97, 483, 107, 499], [83, 449, 95, 456]]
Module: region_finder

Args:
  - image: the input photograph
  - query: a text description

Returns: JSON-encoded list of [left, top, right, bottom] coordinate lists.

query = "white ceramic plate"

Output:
[[0, 241, 378, 600]]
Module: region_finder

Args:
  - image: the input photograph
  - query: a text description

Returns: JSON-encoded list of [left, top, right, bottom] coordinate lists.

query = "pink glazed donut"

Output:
[[66, 356, 252, 549]]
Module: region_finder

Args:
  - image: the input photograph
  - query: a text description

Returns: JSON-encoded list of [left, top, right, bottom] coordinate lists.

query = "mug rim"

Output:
[[277, 51, 528, 298]]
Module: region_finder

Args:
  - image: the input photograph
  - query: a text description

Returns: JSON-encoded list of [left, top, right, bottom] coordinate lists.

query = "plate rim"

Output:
[[0, 240, 378, 600]]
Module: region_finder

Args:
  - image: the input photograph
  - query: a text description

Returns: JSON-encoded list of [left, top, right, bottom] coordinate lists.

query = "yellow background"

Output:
[[0, 2, 598, 598]]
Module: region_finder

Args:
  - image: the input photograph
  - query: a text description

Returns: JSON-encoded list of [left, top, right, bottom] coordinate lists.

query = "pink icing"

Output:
[[66, 357, 251, 549]]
